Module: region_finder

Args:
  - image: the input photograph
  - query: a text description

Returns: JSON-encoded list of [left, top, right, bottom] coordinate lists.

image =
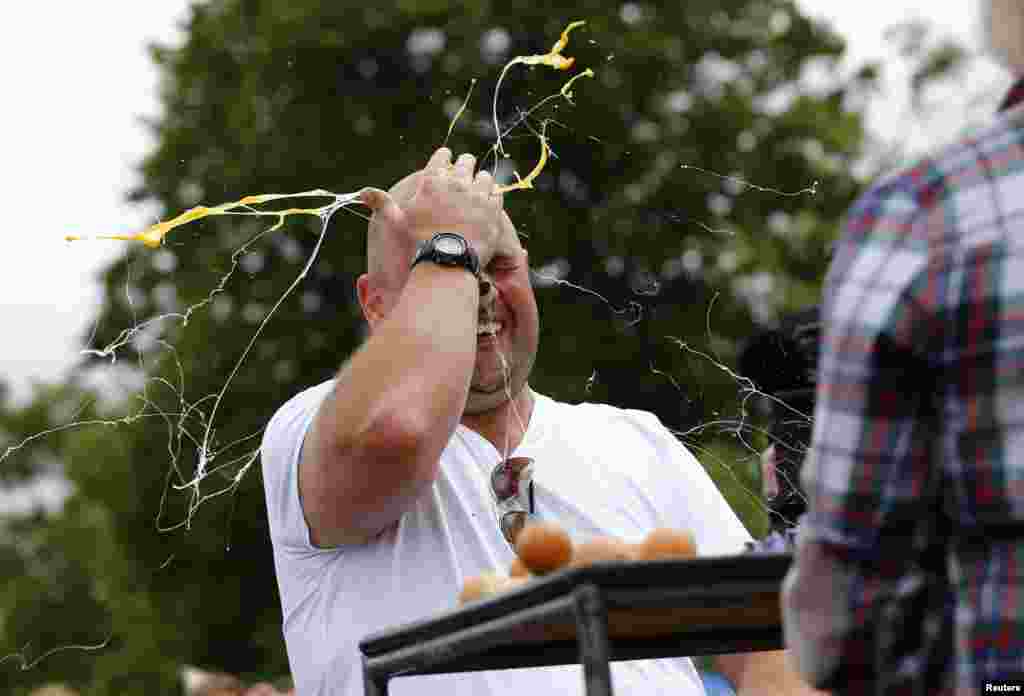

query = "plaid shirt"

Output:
[[782, 78, 1024, 695]]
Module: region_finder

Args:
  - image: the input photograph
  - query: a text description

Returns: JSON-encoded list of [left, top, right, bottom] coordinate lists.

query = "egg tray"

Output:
[[359, 552, 791, 696]]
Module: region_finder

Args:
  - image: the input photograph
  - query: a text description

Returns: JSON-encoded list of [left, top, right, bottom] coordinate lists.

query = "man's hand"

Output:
[[242, 683, 293, 696], [715, 650, 829, 696], [761, 445, 779, 500], [360, 147, 512, 269]]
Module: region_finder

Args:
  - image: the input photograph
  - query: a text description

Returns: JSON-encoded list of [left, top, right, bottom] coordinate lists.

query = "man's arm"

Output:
[[300, 148, 508, 546], [301, 261, 481, 546], [714, 651, 828, 696], [780, 175, 943, 689]]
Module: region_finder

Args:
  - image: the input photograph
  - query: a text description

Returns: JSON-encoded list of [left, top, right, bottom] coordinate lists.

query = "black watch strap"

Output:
[[410, 232, 481, 278]]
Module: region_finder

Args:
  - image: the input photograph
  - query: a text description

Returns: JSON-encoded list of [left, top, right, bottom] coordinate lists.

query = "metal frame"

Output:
[[360, 554, 790, 696]]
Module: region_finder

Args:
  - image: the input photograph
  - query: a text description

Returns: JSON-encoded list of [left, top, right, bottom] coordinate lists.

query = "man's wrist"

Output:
[[410, 232, 481, 278], [410, 256, 480, 279], [408, 258, 481, 292]]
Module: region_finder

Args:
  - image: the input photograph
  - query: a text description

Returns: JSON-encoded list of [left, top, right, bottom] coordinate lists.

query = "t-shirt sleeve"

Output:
[[625, 409, 753, 556], [260, 380, 336, 554]]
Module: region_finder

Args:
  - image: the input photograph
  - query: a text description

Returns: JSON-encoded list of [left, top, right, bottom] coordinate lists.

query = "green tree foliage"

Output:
[[2, 0, 883, 692]]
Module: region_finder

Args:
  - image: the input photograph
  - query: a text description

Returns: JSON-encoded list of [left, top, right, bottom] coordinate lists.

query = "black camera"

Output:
[[737, 306, 820, 533]]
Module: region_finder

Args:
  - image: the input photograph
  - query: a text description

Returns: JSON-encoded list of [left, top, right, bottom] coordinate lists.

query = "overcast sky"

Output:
[[0, 2, 1009, 405]]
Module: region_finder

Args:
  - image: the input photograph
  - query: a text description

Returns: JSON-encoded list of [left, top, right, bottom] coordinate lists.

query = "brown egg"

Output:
[[458, 572, 505, 604], [509, 557, 530, 578], [569, 536, 637, 567], [636, 527, 697, 560], [515, 522, 574, 575]]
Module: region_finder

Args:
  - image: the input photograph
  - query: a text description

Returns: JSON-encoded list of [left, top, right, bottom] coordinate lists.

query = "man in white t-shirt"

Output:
[[261, 147, 818, 696]]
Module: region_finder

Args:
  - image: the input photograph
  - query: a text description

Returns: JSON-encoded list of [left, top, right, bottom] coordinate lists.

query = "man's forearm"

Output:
[[715, 650, 828, 696], [329, 262, 480, 458], [781, 530, 865, 690]]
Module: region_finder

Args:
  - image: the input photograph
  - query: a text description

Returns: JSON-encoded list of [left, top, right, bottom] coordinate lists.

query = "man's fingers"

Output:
[[473, 169, 500, 201], [358, 187, 387, 211], [453, 153, 476, 182], [426, 147, 453, 171], [359, 187, 403, 227]]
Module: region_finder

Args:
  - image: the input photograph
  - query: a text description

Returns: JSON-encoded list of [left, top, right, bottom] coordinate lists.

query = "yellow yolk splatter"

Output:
[[515, 19, 586, 70], [488, 69, 592, 195], [67, 21, 592, 248], [65, 190, 339, 248], [444, 78, 477, 147], [559, 67, 594, 102], [491, 20, 587, 161], [486, 22, 591, 192], [495, 123, 550, 194]]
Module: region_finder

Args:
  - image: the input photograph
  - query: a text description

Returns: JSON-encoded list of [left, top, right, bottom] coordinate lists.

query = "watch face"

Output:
[[434, 234, 466, 255]]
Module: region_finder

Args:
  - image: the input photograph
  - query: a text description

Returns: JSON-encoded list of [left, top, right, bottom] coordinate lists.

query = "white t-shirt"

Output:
[[261, 382, 752, 696]]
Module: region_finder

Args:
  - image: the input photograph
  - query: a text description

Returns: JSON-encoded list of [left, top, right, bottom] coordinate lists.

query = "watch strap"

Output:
[[410, 233, 481, 278]]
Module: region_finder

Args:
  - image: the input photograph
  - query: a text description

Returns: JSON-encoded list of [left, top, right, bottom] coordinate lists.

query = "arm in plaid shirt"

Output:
[[780, 165, 947, 691], [782, 86, 1024, 693]]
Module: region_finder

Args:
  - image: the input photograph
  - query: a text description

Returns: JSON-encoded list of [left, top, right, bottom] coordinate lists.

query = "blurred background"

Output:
[[0, 1, 1010, 693]]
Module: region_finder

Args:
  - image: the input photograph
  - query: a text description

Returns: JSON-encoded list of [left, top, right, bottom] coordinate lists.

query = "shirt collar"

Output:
[[998, 77, 1024, 112]]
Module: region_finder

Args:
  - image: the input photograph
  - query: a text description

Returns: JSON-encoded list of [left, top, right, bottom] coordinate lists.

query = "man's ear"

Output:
[[356, 272, 380, 325], [356, 273, 385, 327]]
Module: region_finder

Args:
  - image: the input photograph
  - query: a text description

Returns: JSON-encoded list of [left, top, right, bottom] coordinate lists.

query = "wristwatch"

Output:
[[410, 232, 481, 278]]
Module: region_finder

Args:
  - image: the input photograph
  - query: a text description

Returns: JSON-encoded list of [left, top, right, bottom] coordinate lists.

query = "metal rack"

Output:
[[359, 553, 791, 695]]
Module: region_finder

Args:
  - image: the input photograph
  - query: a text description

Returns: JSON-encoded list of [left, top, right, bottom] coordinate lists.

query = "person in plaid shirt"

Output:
[[781, 2, 1024, 693]]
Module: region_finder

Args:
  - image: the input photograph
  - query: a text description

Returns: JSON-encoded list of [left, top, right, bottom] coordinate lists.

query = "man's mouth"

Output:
[[476, 320, 505, 346]]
